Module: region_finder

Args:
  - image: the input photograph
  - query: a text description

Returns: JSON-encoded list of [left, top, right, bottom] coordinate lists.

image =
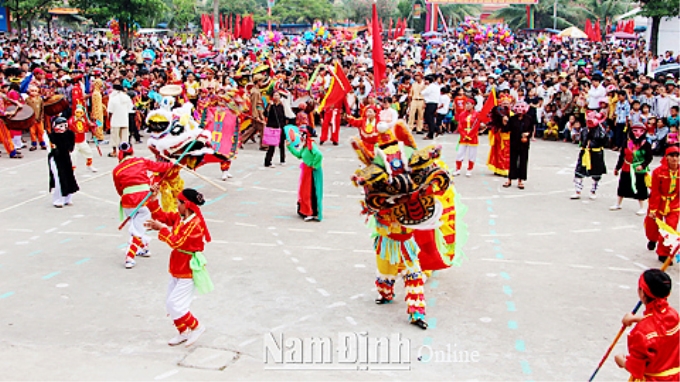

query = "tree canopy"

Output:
[[272, 0, 333, 24]]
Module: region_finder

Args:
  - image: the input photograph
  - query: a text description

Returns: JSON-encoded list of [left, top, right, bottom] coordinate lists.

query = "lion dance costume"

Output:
[[350, 119, 467, 329]]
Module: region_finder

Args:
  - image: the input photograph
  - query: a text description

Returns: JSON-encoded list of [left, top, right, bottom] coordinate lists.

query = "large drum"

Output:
[[44, 95, 69, 116], [159, 85, 182, 97], [2, 105, 36, 131]]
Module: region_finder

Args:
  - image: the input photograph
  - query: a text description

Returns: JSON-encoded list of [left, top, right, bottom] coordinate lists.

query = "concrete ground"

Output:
[[0, 128, 677, 381]]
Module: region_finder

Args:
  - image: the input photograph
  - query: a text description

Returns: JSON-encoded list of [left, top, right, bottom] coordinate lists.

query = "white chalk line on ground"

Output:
[[0, 170, 113, 213], [480, 258, 641, 273], [0, 157, 46, 173]]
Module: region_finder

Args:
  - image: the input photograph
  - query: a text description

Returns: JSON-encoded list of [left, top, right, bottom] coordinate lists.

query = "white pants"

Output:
[[123, 206, 150, 246], [71, 141, 94, 165], [50, 158, 74, 206], [111, 127, 129, 149], [12, 135, 23, 148], [456, 145, 477, 163], [166, 277, 194, 320]]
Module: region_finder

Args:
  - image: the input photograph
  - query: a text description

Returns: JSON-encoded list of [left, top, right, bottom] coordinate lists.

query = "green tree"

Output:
[[272, 0, 333, 24], [639, 0, 677, 55], [440, 4, 481, 26], [73, 0, 168, 47], [343, 0, 398, 24], [168, 0, 198, 31], [5, 0, 58, 42], [581, 0, 632, 22], [492, 0, 586, 30]]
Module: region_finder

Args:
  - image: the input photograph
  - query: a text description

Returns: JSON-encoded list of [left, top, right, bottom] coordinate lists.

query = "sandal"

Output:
[[518, 183, 525, 190], [502, 182, 511, 188], [107, 152, 117, 158]]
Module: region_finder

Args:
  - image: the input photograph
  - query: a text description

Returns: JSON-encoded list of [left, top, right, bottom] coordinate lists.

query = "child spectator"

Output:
[[544, 114, 559, 141]]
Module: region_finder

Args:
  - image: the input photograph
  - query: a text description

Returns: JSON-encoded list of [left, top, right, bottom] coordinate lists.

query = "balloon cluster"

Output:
[[257, 30, 284, 46], [106, 19, 140, 37], [312, 21, 329, 39], [107, 19, 120, 35], [454, 17, 514, 45]]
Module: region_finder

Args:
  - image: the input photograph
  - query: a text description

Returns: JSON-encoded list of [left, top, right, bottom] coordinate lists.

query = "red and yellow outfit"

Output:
[[645, 164, 679, 259], [455, 109, 480, 172], [148, 197, 209, 333], [346, 114, 380, 153], [625, 298, 679, 381], [68, 110, 95, 168], [113, 156, 173, 260]]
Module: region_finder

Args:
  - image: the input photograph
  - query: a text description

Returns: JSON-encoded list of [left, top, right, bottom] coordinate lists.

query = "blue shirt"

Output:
[[615, 100, 630, 124]]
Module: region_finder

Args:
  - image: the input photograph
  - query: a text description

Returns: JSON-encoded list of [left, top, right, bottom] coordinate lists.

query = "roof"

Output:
[[48, 8, 80, 15]]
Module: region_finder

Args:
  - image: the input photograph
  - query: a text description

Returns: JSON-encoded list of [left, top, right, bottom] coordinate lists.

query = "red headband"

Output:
[[638, 274, 654, 299], [178, 193, 212, 243]]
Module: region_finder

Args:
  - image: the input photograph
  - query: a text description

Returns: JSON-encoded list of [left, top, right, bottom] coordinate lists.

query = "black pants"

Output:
[[264, 127, 285, 166], [425, 103, 439, 138], [128, 113, 141, 143], [613, 123, 626, 149], [509, 143, 529, 180]]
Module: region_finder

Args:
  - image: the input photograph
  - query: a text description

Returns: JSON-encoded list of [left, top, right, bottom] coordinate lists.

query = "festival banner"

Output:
[[413, 4, 422, 19], [203, 107, 239, 162]]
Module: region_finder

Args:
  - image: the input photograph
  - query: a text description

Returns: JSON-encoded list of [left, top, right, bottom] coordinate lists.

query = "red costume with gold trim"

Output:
[[347, 107, 380, 153], [456, 109, 480, 146], [148, 198, 206, 279], [68, 112, 90, 144], [625, 299, 679, 380], [113, 157, 173, 209], [113, 155, 173, 262], [645, 158, 679, 259]]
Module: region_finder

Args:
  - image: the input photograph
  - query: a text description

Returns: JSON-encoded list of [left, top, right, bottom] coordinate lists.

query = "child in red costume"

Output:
[[68, 105, 97, 172], [645, 146, 680, 264], [347, 105, 380, 153], [113, 142, 173, 269], [454, 98, 480, 176], [615, 269, 679, 381], [145, 188, 212, 348]]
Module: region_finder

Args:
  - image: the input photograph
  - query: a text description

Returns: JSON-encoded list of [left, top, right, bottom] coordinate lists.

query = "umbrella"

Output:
[[422, 31, 442, 38], [608, 31, 638, 40], [559, 26, 588, 39], [428, 38, 443, 45]]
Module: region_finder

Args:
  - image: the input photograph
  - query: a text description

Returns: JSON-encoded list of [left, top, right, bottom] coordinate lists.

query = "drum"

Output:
[[2, 105, 36, 131], [159, 85, 182, 97], [44, 95, 69, 116]]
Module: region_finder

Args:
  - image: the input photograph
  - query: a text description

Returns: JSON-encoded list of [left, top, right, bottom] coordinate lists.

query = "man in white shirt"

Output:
[[422, 75, 442, 140], [587, 74, 607, 110], [107, 84, 134, 157]]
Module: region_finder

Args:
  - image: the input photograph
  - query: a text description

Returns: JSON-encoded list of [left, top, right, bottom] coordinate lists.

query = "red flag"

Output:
[[371, 4, 386, 91], [627, 20, 635, 34], [594, 19, 602, 42], [241, 15, 253, 39], [235, 15, 241, 39], [201, 14, 208, 35], [318, 62, 351, 111], [478, 88, 497, 124], [388, 18, 393, 39], [585, 19, 592, 40]]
